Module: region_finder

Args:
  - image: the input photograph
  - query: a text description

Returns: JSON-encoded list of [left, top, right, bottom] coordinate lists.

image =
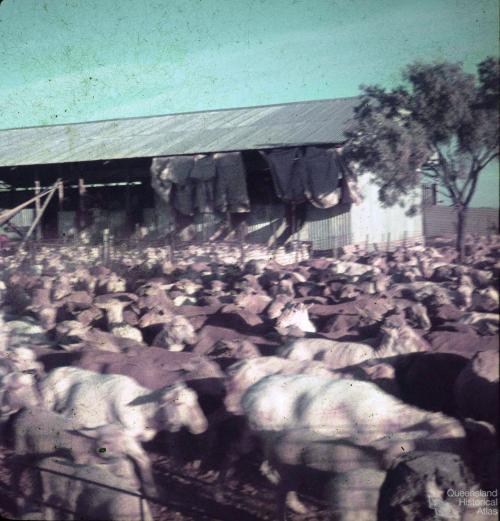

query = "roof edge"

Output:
[[0, 96, 361, 133]]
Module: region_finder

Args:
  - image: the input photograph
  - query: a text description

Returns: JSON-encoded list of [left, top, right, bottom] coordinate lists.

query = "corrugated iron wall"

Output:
[[303, 204, 351, 251], [423, 206, 499, 237], [350, 174, 424, 250], [245, 201, 352, 251], [0, 208, 35, 236], [5, 208, 35, 227], [144, 172, 428, 253], [247, 203, 284, 244]]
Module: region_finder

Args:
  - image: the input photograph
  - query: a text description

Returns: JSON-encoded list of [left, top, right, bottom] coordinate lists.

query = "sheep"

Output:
[[2, 317, 52, 350], [39, 453, 153, 521], [10, 410, 157, 516], [331, 260, 381, 277], [457, 312, 499, 335], [389, 281, 454, 303], [240, 374, 471, 519], [241, 374, 465, 449], [454, 349, 499, 429], [0, 347, 44, 377], [403, 302, 432, 330], [275, 302, 316, 333], [456, 274, 474, 309], [55, 320, 91, 347], [224, 356, 335, 415], [393, 352, 469, 416], [39, 367, 208, 441], [98, 271, 127, 294], [94, 293, 143, 343], [233, 291, 272, 315], [0, 372, 40, 418], [0, 311, 8, 352], [279, 316, 429, 370], [266, 293, 293, 320], [279, 336, 375, 368], [471, 286, 499, 312], [151, 314, 198, 351], [326, 468, 386, 521]]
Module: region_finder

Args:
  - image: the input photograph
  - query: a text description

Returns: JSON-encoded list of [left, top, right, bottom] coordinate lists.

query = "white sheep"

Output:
[[39, 454, 153, 521], [224, 356, 335, 415], [275, 302, 316, 333], [279, 317, 428, 370], [40, 367, 208, 442], [241, 374, 468, 519], [12, 411, 157, 516]]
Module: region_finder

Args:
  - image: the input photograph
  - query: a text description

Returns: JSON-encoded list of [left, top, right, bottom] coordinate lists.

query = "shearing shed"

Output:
[[0, 97, 423, 254]]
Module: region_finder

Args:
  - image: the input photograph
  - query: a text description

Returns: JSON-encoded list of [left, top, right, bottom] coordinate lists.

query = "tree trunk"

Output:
[[456, 206, 467, 261]]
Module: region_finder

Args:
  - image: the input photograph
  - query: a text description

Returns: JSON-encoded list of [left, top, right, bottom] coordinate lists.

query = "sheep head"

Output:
[[157, 383, 208, 435]]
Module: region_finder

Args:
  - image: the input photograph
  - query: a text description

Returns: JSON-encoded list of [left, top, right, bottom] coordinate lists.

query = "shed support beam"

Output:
[[34, 176, 41, 240]]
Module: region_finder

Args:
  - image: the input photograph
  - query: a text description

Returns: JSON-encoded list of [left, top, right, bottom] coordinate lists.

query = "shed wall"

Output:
[[303, 204, 352, 251], [349, 174, 423, 249]]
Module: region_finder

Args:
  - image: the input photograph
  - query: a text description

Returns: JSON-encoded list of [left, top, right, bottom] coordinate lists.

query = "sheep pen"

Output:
[[0, 235, 498, 521]]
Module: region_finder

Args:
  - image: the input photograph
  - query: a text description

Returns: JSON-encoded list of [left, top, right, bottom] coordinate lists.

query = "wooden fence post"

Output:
[[34, 176, 41, 240]]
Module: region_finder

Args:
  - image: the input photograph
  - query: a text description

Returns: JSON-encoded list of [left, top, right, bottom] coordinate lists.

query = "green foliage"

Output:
[[344, 58, 499, 214]]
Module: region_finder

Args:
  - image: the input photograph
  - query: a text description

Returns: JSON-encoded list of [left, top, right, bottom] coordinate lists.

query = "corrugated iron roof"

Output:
[[0, 97, 359, 167]]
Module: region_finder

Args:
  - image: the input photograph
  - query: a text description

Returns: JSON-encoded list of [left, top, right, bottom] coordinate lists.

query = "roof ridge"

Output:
[[0, 96, 360, 133]]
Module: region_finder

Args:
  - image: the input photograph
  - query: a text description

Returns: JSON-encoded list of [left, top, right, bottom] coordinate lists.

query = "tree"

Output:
[[343, 58, 499, 259]]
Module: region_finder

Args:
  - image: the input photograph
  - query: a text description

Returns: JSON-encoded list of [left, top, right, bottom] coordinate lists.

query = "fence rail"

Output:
[[423, 206, 499, 237]]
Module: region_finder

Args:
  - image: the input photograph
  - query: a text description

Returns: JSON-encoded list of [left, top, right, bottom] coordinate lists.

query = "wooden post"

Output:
[[125, 173, 131, 232], [21, 181, 59, 247], [34, 175, 41, 240], [78, 177, 86, 230], [290, 203, 297, 262], [432, 184, 437, 205], [102, 228, 110, 263], [58, 180, 64, 209], [9, 184, 14, 208], [57, 180, 64, 238]]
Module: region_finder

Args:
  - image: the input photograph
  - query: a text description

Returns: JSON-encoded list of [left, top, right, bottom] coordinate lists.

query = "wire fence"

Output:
[[13, 460, 157, 521], [2, 230, 427, 270]]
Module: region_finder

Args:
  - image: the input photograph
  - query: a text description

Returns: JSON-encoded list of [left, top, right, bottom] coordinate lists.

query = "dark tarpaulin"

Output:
[[262, 146, 347, 208], [169, 156, 196, 216], [303, 146, 341, 208], [150, 151, 250, 217], [192, 154, 216, 214], [213, 152, 250, 213], [262, 148, 307, 203]]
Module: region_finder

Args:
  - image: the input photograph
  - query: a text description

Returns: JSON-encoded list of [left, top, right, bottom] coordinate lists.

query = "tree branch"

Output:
[[433, 142, 460, 203], [458, 154, 478, 200], [464, 168, 480, 207], [478, 150, 499, 170]]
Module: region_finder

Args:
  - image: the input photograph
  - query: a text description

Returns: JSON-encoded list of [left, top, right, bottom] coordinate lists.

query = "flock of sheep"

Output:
[[0, 235, 498, 521]]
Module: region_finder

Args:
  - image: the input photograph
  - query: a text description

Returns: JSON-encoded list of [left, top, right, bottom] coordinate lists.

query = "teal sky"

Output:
[[0, 0, 498, 206]]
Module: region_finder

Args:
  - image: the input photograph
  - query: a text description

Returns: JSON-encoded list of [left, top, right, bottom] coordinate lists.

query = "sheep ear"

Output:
[[160, 385, 183, 403]]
